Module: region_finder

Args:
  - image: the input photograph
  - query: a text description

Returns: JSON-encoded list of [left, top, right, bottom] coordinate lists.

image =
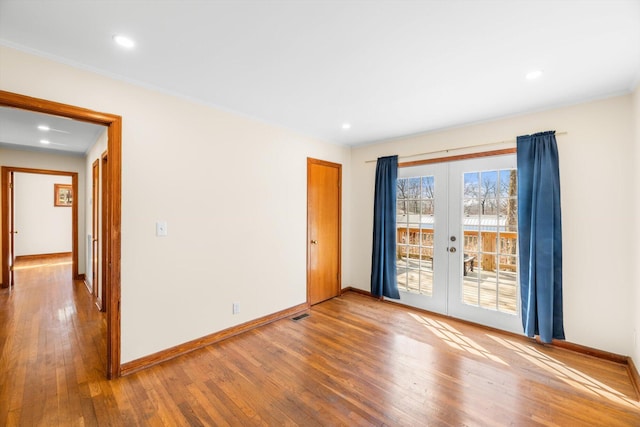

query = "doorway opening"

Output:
[[2, 167, 78, 289], [0, 90, 122, 379]]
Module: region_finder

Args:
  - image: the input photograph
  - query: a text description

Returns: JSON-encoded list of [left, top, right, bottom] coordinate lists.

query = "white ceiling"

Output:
[[0, 0, 639, 147], [0, 107, 105, 155]]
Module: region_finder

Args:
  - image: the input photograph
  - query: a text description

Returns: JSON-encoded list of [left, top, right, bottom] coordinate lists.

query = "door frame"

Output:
[[306, 157, 342, 304], [0, 90, 122, 379], [91, 158, 100, 302], [2, 167, 79, 282], [396, 150, 521, 334]]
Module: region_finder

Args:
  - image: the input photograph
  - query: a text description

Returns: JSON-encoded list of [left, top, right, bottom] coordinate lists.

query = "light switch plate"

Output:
[[156, 221, 168, 237]]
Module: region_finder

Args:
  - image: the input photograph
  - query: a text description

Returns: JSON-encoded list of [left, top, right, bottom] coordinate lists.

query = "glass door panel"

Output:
[[448, 155, 521, 334], [396, 163, 448, 314]]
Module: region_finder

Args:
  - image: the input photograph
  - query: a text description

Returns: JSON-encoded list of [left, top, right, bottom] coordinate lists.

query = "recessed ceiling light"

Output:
[[341, 123, 351, 130], [526, 70, 543, 80], [113, 34, 135, 49], [40, 139, 50, 145], [38, 125, 50, 131]]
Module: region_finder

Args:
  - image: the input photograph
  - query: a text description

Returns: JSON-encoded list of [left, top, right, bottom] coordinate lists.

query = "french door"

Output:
[[396, 154, 521, 334]]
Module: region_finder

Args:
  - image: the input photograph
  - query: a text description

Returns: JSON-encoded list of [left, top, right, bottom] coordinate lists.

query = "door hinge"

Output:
[[9, 183, 13, 189]]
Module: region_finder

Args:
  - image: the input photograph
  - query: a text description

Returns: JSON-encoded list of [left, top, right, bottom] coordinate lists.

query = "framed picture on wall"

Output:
[[54, 184, 73, 207]]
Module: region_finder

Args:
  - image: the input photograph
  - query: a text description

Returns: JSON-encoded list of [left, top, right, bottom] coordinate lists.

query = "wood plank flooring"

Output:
[[1, 255, 639, 426]]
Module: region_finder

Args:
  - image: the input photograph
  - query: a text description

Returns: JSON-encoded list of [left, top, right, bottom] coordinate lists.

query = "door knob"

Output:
[[310, 240, 318, 244], [449, 247, 456, 253]]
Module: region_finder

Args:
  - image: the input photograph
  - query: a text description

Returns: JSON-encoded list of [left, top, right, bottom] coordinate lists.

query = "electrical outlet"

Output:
[[232, 302, 240, 315]]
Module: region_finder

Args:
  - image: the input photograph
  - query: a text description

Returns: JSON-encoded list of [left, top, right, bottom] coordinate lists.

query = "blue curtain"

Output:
[[517, 131, 565, 343], [371, 155, 400, 299]]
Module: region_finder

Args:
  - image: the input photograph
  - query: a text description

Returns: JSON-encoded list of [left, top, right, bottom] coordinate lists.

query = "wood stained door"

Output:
[[100, 151, 108, 312], [307, 158, 341, 305], [2, 169, 16, 289], [92, 159, 99, 301]]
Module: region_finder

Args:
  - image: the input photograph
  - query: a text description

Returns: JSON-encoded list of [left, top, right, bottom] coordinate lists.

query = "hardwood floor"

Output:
[[1, 255, 639, 426]]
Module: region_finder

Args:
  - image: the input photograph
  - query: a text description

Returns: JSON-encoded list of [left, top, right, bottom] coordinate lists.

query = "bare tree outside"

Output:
[[505, 170, 517, 232]]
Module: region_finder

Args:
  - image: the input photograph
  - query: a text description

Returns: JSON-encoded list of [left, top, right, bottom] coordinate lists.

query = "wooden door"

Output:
[[92, 159, 99, 300], [100, 151, 108, 312], [307, 158, 341, 305], [7, 170, 15, 289], [1, 168, 16, 289], [9, 171, 14, 289]]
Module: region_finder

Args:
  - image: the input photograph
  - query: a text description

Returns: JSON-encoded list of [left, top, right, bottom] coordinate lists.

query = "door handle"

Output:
[[310, 240, 318, 245], [449, 247, 456, 253]]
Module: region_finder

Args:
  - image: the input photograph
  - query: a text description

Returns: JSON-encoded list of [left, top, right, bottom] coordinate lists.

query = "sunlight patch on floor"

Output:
[[487, 334, 640, 409], [13, 261, 72, 270], [409, 312, 508, 366]]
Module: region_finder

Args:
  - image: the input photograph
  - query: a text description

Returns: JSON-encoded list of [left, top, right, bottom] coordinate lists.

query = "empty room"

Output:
[[1, 1, 640, 425]]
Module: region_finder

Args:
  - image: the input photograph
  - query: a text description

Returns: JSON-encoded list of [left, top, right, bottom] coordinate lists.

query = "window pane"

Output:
[[407, 177, 421, 198], [499, 255, 517, 270], [464, 200, 480, 217], [397, 228, 409, 245], [407, 269, 420, 292], [397, 200, 409, 219], [464, 231, 480, 253], [419, 270, 433, 296], [420, 227, 434, 247], [397, 178, 408, 199], [463, 275, 479, 306], [397, 267, 408, 291], [420, 200, 435, 216], [481, 198, 498, 216], [480, 171, 498, 199], [421, 176, 435, 199], [499, 169, 517, 198], [479, 278, 498, 311], [498, 280, 517, 314], [503, 198, 518, 232], [499, 237, 518, 256], [406, 200, 421, 216], [464, 172, 479, 198]]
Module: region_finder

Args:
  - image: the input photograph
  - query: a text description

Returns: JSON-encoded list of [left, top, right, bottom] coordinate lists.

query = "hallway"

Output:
[[0, 254, 106, 424]]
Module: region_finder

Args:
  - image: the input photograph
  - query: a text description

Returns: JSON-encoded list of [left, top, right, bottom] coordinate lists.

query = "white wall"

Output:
[[0, 147, 86, 274], [350, 95, 635, 357], [13, 172, 71, 256], [0, 46, 351, 363]]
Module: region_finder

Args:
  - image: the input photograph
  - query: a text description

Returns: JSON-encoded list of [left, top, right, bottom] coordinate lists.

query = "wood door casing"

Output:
[[307, 158, 341, 305]]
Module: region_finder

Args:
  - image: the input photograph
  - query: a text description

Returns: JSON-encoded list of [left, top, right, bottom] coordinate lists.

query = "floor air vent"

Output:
[[291, 313, 309, 321]]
